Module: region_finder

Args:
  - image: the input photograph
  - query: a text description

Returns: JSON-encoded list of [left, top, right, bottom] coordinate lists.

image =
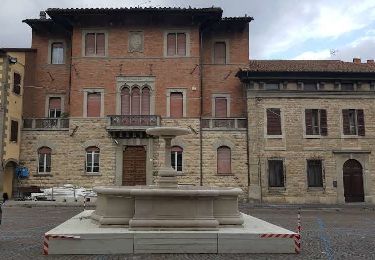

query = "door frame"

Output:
[[122, 145, 147, 186], [115, 138, 154, 186], [343, 159, 364, 202]]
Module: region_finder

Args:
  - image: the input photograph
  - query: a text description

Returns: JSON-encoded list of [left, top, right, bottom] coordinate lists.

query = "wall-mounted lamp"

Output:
[[8, 56, 17, 64]]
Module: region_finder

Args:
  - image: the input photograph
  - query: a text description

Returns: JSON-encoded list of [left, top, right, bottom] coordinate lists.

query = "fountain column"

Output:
[[158, 136, 178, 188]]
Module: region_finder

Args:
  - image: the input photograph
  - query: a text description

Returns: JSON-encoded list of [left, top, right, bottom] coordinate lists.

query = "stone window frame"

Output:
[[340, 107, 365, 138], [83, 88, 105, 118], [213, 139, 235, 176], [211, 94, 230, 117], [45, 94, 65, 118], [264, 105, 284, 139], [11, 69, 22, 96], [163, 29, 191, 58], [85, 146, 101, 175], [211, 39, 230, 64], [81, 29, 109, 57], [128, 31, 144, 53], [48, 39, 67, 64], [302, 107, 327, 139], [9, 117, 19, 143], [266, 157, 286, 191], [37, 146, 52, 175], [166, 88, 187, 117], [305, 158, 326, 191], [116, 76, 156, 115]]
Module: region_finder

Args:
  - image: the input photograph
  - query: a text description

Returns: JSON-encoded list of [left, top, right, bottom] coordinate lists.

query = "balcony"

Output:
[[23, 118, 69, 130], [107, 115, 161, 138], [201, 118, 247, 130]]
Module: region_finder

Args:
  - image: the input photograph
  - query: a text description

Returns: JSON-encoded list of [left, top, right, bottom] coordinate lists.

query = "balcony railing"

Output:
[[23, 118, 69, 130], [107, 115, 161, 128], [201, 118, 247, 130]]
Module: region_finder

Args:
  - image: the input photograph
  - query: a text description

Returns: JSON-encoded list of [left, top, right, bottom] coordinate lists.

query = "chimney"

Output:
[[367, 59, 374, 64], [40, 11, 47, 20], [353, 58, 361, 64]]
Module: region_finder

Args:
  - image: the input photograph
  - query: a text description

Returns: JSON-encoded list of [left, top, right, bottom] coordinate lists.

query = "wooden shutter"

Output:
[[87, 93, 101, 117], [13, 73, 21, 95], [121, 87, 130, 115], [320, 109, 328, 136], [177, 33, 186, 56], [214, 42, 226, 64], [49, 97, 61, 110], [305, 109, 313, 135], [217, 146, 231, 174], [10, 120, 18, 142], [131, 87, 140, 115], [215, 97, 227, 117], [267, 108, 282, 135], [167, 33, 176, 56], [85, 33, 95, 56], [141, 87, 150, 115], [96, 33, 105, 56], [342, 109, 350, 135], [170, 92, 183, 118], [357, 109, 365, 136]]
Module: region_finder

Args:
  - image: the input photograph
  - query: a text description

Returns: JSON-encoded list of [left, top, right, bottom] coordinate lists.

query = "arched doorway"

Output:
[[3, 161, 17, 199], [343, 159, 364, 202]]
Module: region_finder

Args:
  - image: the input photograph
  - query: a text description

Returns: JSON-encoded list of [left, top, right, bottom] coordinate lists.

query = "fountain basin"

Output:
[[91, 186, 244, 230]]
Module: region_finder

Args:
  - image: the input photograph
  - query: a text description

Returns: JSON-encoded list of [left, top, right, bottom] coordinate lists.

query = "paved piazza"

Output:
[[0, 203, 374, 259]]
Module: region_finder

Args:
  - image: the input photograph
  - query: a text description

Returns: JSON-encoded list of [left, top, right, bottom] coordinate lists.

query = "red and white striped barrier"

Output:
[[260, 233, 296, 238], [43, 234, 80, 255]]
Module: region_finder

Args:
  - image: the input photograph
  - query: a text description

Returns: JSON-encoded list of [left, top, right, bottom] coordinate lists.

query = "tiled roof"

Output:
[[241, 60, 375, 73]]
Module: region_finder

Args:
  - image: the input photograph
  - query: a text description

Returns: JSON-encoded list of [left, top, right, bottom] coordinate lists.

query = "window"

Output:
[[304, 83, 318, 91], [214, 42, 226, 64], [85, 32, 105, 56], [217, 146, 231, 174], [86, 147, 100, 173], [13, 73, 21, 95], [171, 146, 183, 172], [342, 109, 365, 136], [131, 87, 141, 115], [87, 92, 101, 117], [10, 120, 18, 142], [141, 87, 150, 115], [305, 109, 327, 136], [268, 160, 284, 187], [51, 42, 64, 64], [167, 33, 186, 56], [38, 147, 51, 174], [48, 97, 62, 118], [265, 83, 280, 90], [215, 97, 228, 117], [266, 108, 282, 135], [170, 92, 183, 118], [341, 83, 354, 91], [307, 160, 323, 187]]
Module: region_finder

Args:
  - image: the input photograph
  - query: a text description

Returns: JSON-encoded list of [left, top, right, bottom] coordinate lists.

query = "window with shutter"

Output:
[[307, 160, 323, 187], [215, 97, 228, 117], [38, 147, 52, 173], [86, 146, 100, 173], [141, 87, 150, 115], [266, 108, 282, 135], [217, 146, 231, 174], [342, 109, 365, 136], [305, 109, 328, 136], [121, 87, 130, 115], [177, 33, 186, 56], [51, 42, 64, 64], [167, 32, 187, 56], [320, 109, 328, 136], [170, 92, 183, 118], [171, 146, 183, 172], [214, 42, 226, 64], [268, 160, 284, 187], [131, 87, 141, 115], [85, 33, 96, 56], [85, 32, 106, 56], [167, 33, 176, 56], [48, 97, 62, 118], [10, 120, 18, 142], [13, 73, 21, 95], [87, 93, 101, 117], [96, 33, 105, 56], [357, 109, 365, 136]]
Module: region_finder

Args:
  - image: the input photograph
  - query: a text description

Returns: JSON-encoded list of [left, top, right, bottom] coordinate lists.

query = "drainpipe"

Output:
[[199, 27, 204, 186]]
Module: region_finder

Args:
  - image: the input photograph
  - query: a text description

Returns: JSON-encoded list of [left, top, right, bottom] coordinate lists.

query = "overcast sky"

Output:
[[1, 0, 375, 61]]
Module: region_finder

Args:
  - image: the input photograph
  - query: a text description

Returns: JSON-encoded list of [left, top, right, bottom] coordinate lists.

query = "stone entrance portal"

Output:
[[122, 146, 146, 186], [343, 159, 364, 202]]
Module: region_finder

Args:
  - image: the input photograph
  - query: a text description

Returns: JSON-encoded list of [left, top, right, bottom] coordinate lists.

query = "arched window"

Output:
[[38, 147, 51, 173], [141, 87, 150, 115], [121, 87, 130, 115], [171, 146, 183, 172], [131, 87, 140, 115], [86, 146, 100, 173], [217, 146, 231, 174]]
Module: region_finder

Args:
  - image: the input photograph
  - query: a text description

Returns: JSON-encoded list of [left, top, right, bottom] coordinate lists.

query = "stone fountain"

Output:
[[44, 127, 297, 255]]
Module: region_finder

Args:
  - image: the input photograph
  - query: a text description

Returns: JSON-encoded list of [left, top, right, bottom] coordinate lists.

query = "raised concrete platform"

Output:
[[45, 210, 297, 254]]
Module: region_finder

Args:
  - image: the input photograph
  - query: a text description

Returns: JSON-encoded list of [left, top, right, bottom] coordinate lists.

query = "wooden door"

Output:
[[343, 159, 364, 202], [122, 146, 146, 186]]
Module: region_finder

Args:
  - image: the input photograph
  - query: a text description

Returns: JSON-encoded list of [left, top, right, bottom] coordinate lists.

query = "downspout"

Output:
[[245, 81, 250, 190], [199, 27, 204, 186]]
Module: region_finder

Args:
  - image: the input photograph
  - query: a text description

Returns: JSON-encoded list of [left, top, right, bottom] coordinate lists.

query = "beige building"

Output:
[[237, 60, 375, 204]]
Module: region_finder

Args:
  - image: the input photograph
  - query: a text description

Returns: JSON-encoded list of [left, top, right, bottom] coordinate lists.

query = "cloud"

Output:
[[293, 49, 331, 60]]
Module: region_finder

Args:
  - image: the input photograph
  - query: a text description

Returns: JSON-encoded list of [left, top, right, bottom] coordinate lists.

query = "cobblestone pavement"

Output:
[[0, 204, 374, 260]]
